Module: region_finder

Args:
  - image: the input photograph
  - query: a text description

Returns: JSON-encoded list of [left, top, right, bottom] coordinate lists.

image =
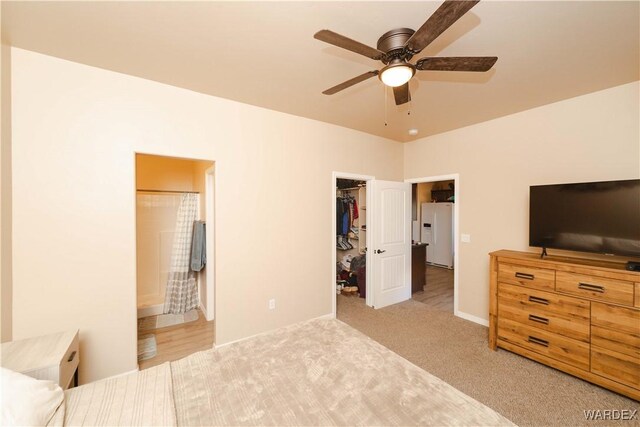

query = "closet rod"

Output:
[[337, 186, 364, 191], [137, 189, 200, 194]]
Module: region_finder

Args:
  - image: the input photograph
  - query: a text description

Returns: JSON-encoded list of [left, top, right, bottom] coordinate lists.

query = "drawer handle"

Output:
[[67, 351, 77, 363], [527, 336, 549, 347], [528, 314, 549, 325], [515, 272, 535, 280], [578, 282, 605, 293], [528, 296, 549, 305]]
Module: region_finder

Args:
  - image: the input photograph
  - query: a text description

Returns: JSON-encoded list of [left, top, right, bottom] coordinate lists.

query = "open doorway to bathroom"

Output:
[[410, 178, 457, 312], [135, 153, 215, 370]]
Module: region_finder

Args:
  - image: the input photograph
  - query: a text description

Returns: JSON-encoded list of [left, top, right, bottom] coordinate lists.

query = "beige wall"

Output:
[[1, 43, 12, 342], [9, 48, 403, 382], [404, 81, 640, 322]]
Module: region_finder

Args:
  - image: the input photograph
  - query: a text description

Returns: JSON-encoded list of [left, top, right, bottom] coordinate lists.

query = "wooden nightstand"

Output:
[[1, 330, 80, 389]]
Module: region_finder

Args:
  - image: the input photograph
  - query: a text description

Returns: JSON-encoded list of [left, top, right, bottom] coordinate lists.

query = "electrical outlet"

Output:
[[268, 299, 276, 310], [461, 234, 471, 243]]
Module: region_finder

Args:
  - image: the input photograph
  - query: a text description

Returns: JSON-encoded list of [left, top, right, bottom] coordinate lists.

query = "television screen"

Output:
[[529, 179, 640, 257]]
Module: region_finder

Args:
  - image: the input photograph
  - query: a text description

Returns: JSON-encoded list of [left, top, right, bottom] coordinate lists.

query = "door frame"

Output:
[[133, 152, 216, 357], [405, 174, 461, 317], [331, 171, 374, 318], [204, 165, 215, 321]]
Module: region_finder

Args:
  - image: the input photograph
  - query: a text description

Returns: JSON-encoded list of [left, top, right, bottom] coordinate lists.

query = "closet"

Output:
[[336, 179, 367, 298]]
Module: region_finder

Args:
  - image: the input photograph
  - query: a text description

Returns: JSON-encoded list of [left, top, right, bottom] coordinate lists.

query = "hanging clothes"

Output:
[[337, 189, 363, 251], [336, 196, 346, 234]]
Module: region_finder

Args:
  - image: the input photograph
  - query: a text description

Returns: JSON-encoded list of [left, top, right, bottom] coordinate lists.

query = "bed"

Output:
[[47, 319, 513, 426]]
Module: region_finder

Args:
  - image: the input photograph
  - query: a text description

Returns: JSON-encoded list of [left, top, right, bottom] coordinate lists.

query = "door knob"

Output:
[[375, 249, 386, 254]]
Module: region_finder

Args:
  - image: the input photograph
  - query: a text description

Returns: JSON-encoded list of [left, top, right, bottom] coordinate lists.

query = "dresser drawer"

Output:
[[497, 318, 589, 370], [592, 345, 640, 389], [556, 272, 634, 306], [591, 302, 640, 358], [498, 263, 555, 291], [498, 283, 590, 342], [59, 332, 79, 389]]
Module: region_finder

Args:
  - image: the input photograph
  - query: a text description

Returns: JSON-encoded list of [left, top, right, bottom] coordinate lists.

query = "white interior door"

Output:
[[371, 180, 411, 309]]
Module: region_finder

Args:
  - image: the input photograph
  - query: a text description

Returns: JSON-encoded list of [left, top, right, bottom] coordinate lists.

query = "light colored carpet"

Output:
[[171, 318, 513, 426], [337, 295, 640, 426], [137, 334, 157, 362]]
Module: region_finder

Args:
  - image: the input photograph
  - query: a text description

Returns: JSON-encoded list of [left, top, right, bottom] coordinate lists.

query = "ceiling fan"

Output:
[[314, 0, 497, 105]]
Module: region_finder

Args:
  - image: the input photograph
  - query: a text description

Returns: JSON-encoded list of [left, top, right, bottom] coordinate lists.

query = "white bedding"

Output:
[[49, 319, 513, 426], [171, 319, 512, 426], [50, 362, 175, 426]]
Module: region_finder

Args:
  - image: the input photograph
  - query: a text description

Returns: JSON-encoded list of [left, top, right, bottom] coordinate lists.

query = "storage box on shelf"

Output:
[[489, 250, 640, 400]]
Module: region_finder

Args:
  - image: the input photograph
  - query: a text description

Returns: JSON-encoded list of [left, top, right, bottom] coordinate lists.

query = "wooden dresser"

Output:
[[489, 250, 640, 400]]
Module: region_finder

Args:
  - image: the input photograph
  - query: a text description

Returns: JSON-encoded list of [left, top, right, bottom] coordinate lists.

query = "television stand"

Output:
[[539, 247, 547, 259], [627, 260, 640, 272]]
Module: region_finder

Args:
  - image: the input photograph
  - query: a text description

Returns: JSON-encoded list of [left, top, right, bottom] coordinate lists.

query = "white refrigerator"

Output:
[[420, 202, 454, 268]]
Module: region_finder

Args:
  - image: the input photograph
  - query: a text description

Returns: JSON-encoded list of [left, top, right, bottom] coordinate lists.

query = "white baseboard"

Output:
[[199, 301, 207, 319], [455, 310, 489, 327], [215, 313, 335, 350], [137, 303, 163, 319]]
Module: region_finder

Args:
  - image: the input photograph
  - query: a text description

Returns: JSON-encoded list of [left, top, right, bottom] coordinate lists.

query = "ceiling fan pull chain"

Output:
[[384, 86, 388, 126]]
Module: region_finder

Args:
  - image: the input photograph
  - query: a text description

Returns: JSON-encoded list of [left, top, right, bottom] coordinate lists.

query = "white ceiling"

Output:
[[2, 1, 639, 142]]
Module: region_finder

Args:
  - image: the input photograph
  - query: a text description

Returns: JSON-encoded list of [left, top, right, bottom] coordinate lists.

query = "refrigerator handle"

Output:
[[433, 212, 437, 245]]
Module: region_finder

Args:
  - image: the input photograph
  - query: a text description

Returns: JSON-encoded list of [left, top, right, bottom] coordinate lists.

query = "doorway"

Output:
[[333, 173, 415, 317], [335, 178, 368, 311], [406, 175, 459, 314], [332, 172, 373, 317], [135, 153, 215, 370]]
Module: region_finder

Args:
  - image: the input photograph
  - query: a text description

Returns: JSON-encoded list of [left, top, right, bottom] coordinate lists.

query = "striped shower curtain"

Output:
[[163, 193, 199, 314]]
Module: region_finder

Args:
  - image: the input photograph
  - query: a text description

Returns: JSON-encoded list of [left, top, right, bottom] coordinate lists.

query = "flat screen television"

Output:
[[529, 179, 640, 258]]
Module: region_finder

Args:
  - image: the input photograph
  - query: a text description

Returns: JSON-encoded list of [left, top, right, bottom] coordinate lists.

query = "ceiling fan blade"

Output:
[[416, 56, 497, 71], [314, 30, 385, 60], [322, 71, 379, 95], [393, 83, 411, 105], [405, 0, 479, 53]]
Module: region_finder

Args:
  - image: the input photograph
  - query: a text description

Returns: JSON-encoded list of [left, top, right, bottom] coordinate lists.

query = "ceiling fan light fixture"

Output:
[[379, 61, 415, 87]]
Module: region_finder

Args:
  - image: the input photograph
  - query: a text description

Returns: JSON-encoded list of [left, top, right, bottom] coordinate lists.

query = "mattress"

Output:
[[49, 319, 513, 426]]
